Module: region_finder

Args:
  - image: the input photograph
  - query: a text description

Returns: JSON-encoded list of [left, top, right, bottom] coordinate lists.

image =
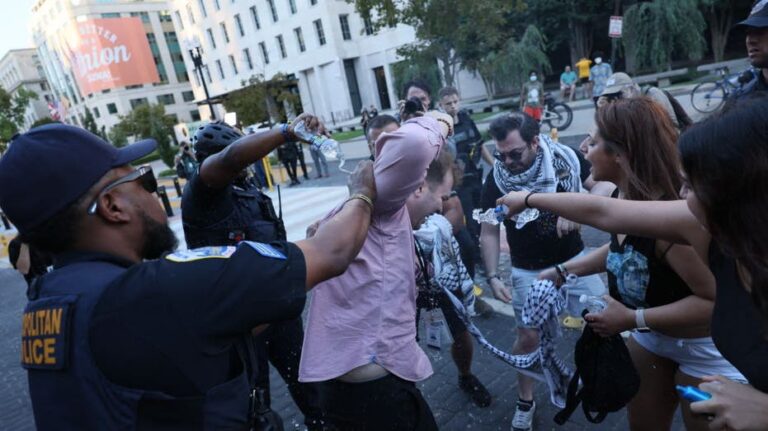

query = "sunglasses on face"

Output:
[[87, 166, 158, 215], [493, 148, 526, 163]]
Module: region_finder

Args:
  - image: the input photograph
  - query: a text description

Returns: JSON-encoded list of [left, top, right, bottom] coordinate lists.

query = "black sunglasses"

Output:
[[87, 166, 158, 215], [493, 148, 526, 163]]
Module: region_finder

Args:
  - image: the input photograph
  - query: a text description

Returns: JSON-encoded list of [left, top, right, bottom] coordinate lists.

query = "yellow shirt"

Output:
[[575, 59, 592, 79]]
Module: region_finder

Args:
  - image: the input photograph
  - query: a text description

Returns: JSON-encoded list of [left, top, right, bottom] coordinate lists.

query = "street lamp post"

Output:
[[187, 45, 216, 120]]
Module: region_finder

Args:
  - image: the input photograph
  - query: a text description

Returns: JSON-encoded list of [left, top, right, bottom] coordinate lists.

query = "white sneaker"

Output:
[[511, 400, 536, 431]]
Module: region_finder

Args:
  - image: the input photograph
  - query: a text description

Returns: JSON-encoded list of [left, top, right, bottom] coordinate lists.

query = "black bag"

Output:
[[553, 319, 640, 425]]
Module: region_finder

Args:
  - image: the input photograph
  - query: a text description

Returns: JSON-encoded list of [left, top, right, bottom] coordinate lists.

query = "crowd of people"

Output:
[[2, 2, 768, 431]]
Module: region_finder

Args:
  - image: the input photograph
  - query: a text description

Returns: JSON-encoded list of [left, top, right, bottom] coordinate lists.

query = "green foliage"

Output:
[[0, 87, 38, 145], [390, 49, 442, 100], [82, 107, 99, 136], [30, 117, 57, 129], [331, 129, 365, 142], [111, 103, 177, 167], [223, 73, 301, 125], [624, 0, 706, 72]]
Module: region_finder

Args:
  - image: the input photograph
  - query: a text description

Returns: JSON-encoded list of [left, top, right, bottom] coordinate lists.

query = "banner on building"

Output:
[[64, 17, 159, 95]]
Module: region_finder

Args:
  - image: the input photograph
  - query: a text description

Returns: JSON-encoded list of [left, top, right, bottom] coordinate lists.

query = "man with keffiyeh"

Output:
[[479, 112, 605, 431]]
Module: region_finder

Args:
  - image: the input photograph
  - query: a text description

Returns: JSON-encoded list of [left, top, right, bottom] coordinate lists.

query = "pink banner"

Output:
[[67, 17, 159, 95]]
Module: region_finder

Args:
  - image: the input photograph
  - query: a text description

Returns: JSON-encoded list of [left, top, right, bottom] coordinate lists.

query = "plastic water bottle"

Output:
[[292, 120, 350, 173], [472, 205, 509, 225], [675, 385, 712, 402], [579, 294, 607, 313]]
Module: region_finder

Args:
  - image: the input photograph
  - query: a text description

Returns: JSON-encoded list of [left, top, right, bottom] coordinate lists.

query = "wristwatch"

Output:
[[486, 274, 500, 283], [635, 308, 651, 333]]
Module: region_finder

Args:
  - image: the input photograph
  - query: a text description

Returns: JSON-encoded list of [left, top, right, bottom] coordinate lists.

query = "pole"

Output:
[[173, 177, 183, 197], [611, 0, 622, 68], [198, 66, 216, 120], [262, 157, 274, 191], [157, 186, 174, 217]]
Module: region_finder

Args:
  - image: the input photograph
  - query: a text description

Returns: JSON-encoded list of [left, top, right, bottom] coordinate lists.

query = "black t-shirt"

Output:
[[481, 171, 583, 269], [181, 174, 245, 231], [709, 243, 768, 392], [89, 242, 306, 396], [453, 111, 483, 177]]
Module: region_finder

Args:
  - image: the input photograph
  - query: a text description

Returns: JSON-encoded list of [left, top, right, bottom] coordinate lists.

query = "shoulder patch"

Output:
[[21, 295, 76, 370], [242, 241, 287, 260], [165, 246, 237, 262]]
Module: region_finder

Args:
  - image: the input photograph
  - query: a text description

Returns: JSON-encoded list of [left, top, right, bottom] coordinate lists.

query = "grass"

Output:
[[158, 168, 177, 178], [470, 111, 498, 122], [332, 129, 365, 142]]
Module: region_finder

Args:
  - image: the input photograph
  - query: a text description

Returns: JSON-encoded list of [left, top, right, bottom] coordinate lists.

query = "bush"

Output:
[[131, 150, 162, 166], [158, 168, 177, 177]]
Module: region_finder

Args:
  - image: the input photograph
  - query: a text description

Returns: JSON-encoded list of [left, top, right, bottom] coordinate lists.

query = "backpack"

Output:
[[553, 320, 640, 425]]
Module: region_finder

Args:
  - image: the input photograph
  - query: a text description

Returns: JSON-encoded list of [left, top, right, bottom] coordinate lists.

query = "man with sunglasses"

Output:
[[478, 113, 605, 431], [0, 123, 376, 430]]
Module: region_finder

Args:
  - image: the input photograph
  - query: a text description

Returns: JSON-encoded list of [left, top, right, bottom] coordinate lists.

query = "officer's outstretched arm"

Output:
[[296, 160, 376, 289], [199, 113, 325, 190]]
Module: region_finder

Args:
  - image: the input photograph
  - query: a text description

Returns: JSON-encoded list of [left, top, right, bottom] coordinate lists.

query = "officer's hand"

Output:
[[289, 113, 328, 140], [347, 160, 376, 202]]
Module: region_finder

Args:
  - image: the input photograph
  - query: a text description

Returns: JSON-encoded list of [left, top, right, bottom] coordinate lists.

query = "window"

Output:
[[276, 35, 287, 58], [266, 0, 278, 22], [234, 14, 245, 36], [310, 0, 317, 4], [186, 4, 196, 24], [259, 42, 269, 64], [93, 107, 101, 118], [146, 33, 169, 84], [243, 48, 253, 70], [101, 12, 120, 18], [163, 31, 189, 83], [198, 0, 207, 17], [313, 19, 326, 46], [207, 28, 216, 49], [173, 10, 184, 29], [213, 0, 221, 10], [157, 93, 176, 105], [229, 55, 238, 75], [182, 91, 195, 102], [159, 10, 173, 22], [288, 0, 297, 14], [204, 65, 212, 83], [215, 59, 225, 79], [339, 14, 351, 40], [249, 6, 261, 30], [130, 12, 150, 24], [294, 27, 306, 52], [130, 98, 149, 109], [220, 22, 230, 43], [363, 16, 374, 35], [191, 110, 201, 121], [40, 82, 48, 91]]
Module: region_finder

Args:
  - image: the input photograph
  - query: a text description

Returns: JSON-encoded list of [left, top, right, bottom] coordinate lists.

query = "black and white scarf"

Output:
[[493, 134, 582, 195]]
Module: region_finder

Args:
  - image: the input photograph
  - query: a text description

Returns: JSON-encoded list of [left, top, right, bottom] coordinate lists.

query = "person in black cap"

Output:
[[181, 115, 324, 429], [730, 0, 768, 102], [0, 122, 376, 430]]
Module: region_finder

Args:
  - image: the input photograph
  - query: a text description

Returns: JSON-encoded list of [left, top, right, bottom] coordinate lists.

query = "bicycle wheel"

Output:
[[545, 103, 573, 131], [691, 82, 726, 113]]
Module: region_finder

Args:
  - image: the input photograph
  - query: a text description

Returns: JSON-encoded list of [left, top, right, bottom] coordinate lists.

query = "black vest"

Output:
[[184, 178, 286, 249]]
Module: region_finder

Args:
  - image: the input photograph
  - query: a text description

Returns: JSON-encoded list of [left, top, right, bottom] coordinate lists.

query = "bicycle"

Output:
[[540, 93, 573, 131], [690, 67, 743, 113]]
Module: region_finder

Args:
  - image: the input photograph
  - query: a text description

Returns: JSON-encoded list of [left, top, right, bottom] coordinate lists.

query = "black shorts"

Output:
[[416, 289, 468, 337], [579, 77, 590, 85]]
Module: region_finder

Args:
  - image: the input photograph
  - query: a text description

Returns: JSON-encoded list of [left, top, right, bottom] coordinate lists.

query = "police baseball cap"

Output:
[[601, 72, 635, 96], [0, 124, 157, 234], [736, 0, 768, 28]]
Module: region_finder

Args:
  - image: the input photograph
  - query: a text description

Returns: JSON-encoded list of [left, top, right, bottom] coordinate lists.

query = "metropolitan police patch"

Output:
[[243, 241, 287, 260], [165, 246, 238, 262]]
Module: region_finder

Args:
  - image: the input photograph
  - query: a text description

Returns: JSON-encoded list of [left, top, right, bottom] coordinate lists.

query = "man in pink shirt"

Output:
[[299, 112, 450, 430]]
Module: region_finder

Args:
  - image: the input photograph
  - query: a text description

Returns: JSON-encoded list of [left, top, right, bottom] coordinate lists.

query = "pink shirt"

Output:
[[299, 116, 444, 383]]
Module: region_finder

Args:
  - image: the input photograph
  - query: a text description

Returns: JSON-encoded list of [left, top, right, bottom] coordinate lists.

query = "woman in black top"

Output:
[[499, 99, 768, 430], [539, 98, 741, 431]]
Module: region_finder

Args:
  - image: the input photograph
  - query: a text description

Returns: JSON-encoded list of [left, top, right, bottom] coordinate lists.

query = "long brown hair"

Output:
[[595, 97, 682, 201]]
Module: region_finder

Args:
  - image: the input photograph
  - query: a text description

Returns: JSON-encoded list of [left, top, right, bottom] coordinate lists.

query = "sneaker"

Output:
[[459, 374, 492, 407], [511, 399, 536, 431]]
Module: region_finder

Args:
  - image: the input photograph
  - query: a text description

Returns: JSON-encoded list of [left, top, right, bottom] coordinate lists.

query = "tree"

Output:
[[82, 107, 99, 136], [111, 103, 176, 167], [223, 73, 301, 126], [699, 0, 752, 62], [30, 117, 57, 129], [0, 86, 38, 143], [623, 0, 706, 72], [390, 47, 442, 100]]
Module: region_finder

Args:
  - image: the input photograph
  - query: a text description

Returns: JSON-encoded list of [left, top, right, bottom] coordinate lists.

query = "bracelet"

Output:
[[486, 274, 499, 283], [346, 194, 374, 211], [279, 123, 293, 142], [524, 191, 537, 208], [555, 263, 569, 280], [635, 308, 650, 332]]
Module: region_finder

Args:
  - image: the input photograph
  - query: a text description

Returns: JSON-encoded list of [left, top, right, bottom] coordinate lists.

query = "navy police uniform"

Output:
[[23, 242, 305, 430]]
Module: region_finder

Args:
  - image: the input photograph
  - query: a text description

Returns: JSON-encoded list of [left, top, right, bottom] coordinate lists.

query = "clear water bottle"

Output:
[[579, 294, 606, 313], [472, 205, 509, 225], [292, 120, 350, 173], [514, 208, 540, 229]]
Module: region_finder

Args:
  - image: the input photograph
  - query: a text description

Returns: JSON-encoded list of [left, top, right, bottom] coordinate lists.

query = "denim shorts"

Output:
[[509, 251, 606, 327], [632, 330, 747, 382]]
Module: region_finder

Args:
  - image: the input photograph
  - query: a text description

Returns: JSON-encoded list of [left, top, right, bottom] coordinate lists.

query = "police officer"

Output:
[[0, 123, 375, 430], [729, 1, 768, 103], [181, 116, 321, 429]]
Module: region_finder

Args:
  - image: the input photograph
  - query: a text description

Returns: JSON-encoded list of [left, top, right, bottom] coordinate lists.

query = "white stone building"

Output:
[[0, 49, 53, 131], [30, 0, 199, 132], [168, 0, 486, 126]]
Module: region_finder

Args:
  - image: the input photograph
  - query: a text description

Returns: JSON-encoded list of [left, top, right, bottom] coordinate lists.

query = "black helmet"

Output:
[[192, 121, 243, 162]]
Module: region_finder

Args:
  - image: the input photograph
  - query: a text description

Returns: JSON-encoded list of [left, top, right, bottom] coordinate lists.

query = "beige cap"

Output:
[[601, 72, 634, 96]]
